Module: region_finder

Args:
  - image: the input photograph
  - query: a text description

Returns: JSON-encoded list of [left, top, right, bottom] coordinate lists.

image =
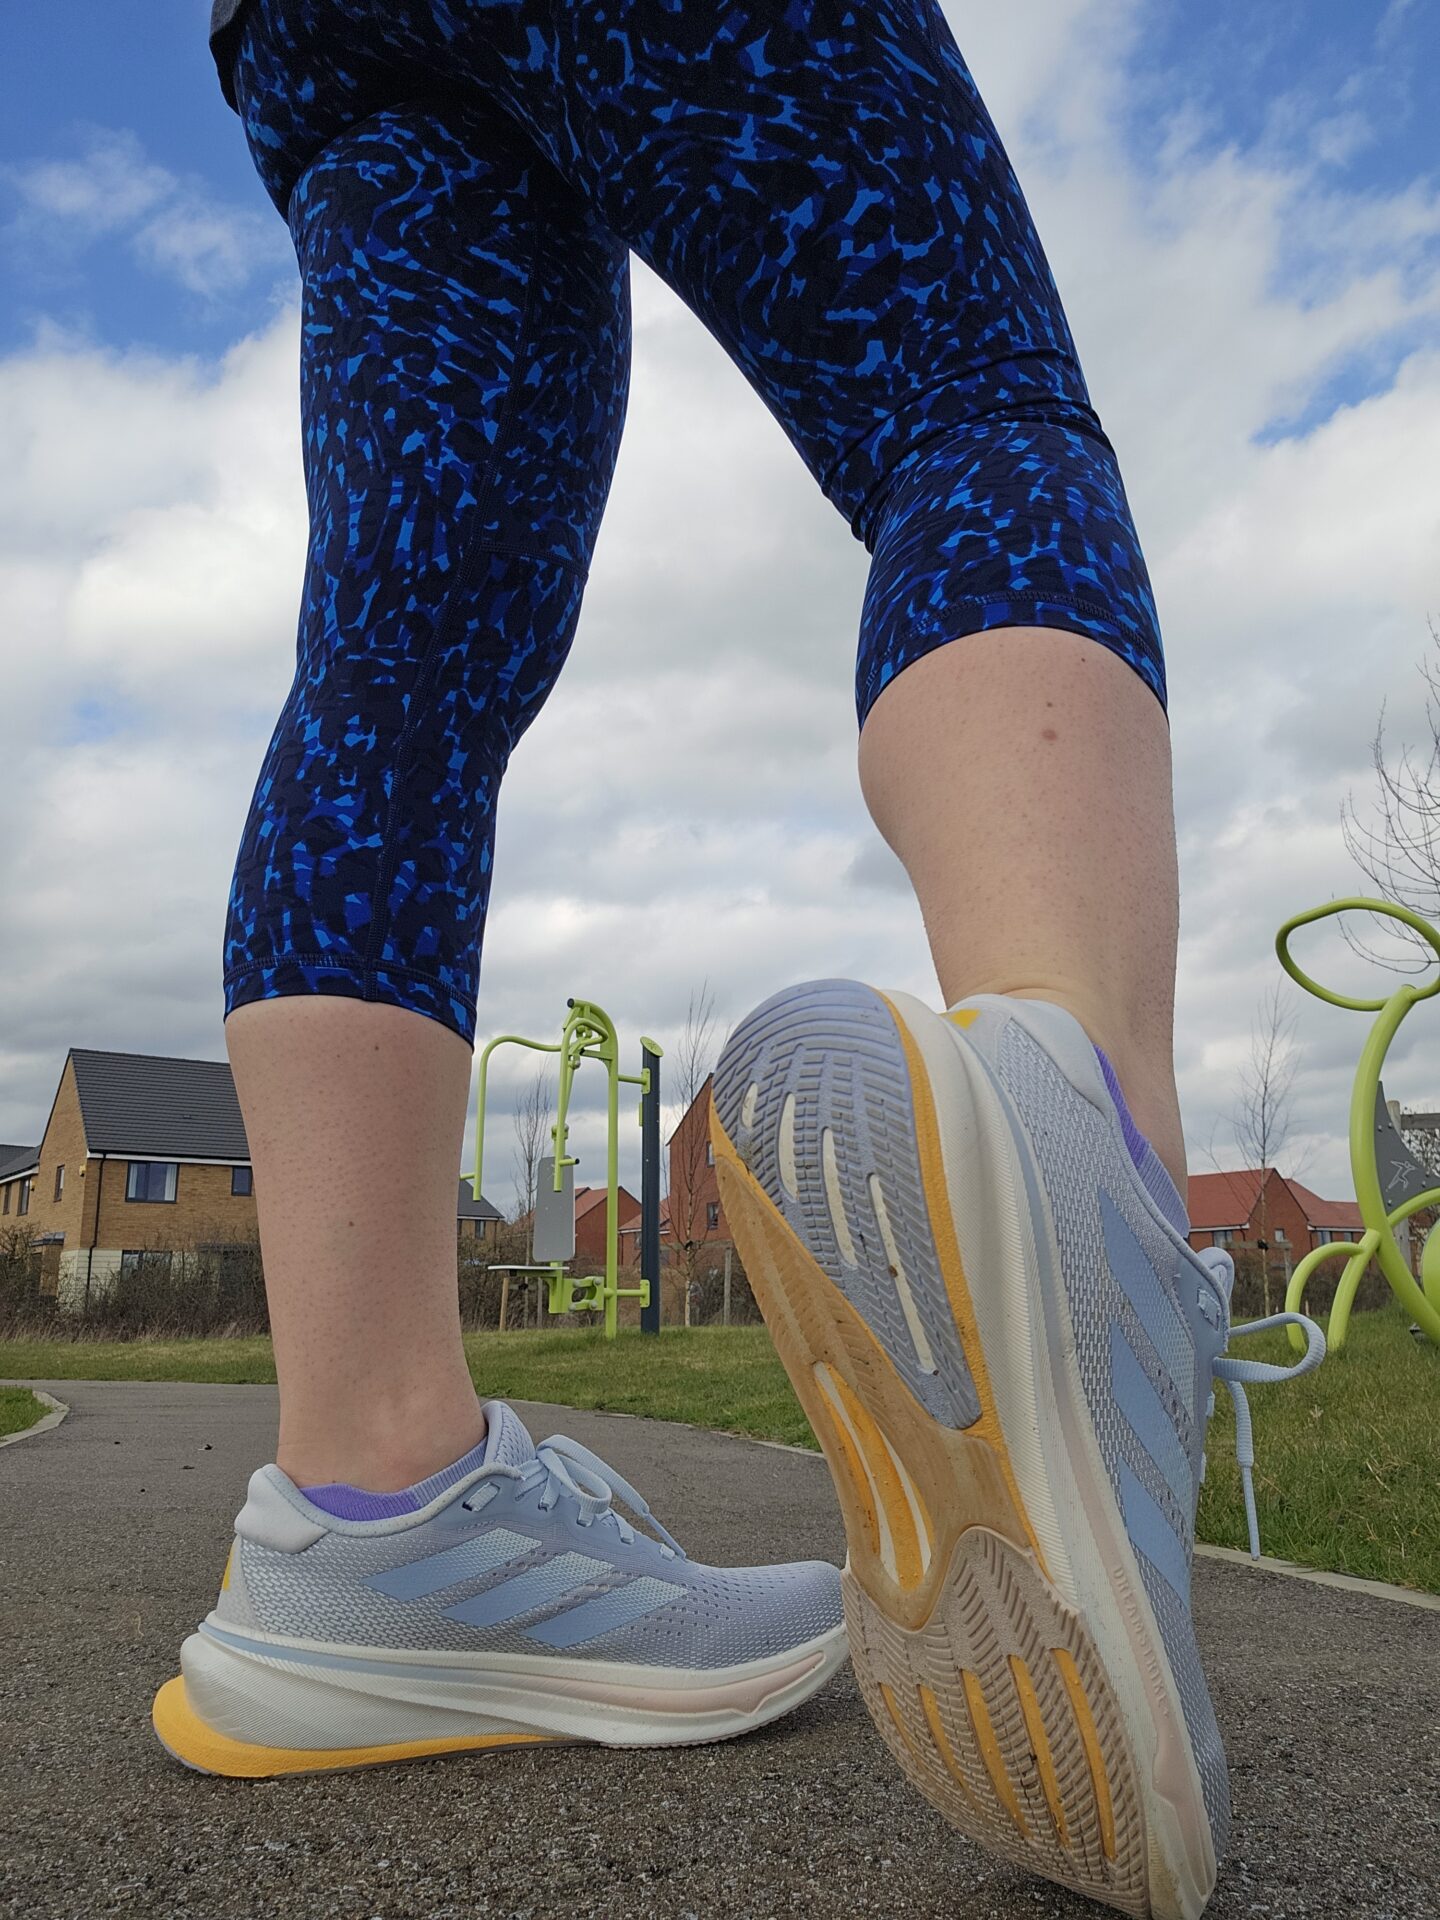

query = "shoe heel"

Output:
[[151, 1634, 560, 1779], [844, 1529, 1149, 1915]]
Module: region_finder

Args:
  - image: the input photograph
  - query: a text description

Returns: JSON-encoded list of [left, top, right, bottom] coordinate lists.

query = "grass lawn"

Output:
[[4, 1308, 1436, 1591], [0, 1384, 49, 1439], [1193, 1306, 1440, 1594]]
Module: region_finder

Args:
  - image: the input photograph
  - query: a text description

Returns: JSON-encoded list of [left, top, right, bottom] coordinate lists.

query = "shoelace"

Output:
[[488, 1434, 688, 1560], [1197, 1249, 1326, 1559]]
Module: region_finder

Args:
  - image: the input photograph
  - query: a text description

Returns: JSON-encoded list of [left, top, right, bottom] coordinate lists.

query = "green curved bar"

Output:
[[1282, 1234, 1379, 1353], [1275, 897, 1440, 1350]]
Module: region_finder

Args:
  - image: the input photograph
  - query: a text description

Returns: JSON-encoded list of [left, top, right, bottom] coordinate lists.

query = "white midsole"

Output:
[[179, 1618, 849, 1751], [882, 989, 1216, 1919]]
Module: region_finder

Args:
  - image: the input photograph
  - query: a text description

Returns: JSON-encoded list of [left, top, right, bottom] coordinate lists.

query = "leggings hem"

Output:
[[856, 594, 1167, 731], [223, 956, 477, 1044]]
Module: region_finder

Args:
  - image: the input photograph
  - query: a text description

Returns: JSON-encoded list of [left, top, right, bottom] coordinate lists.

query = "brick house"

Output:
[[0, 1046, 504, 1311], [513, 1184, 643, 1265], [573, 1185, 641, 1264], [667, 1073, 728, 1257], [1184, 1166, 1432, 1278]]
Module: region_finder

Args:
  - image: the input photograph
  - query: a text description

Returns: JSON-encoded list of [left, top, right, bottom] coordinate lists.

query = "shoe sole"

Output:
[[151, 1621, 848, 1778], [711, 980, 1216, 1920]]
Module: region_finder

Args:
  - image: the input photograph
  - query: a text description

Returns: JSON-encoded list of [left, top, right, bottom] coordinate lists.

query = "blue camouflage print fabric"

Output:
[[217, 0, 1166, 1047]]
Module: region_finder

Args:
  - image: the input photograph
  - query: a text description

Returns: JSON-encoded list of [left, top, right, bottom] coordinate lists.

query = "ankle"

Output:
[[276, 1393, 486, 1493], [983, 987, 1187, 1203]]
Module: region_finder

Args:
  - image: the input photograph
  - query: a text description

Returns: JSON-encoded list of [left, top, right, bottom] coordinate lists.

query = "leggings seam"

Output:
[[926, 589, 1151, 628], [358, 206, 550, 982], [224, 953, 474, 1000]]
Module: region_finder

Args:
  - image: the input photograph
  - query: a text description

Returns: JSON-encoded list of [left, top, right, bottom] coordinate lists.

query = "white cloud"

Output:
[[2, 0, 1437, 1211], [2, 125, 288, 299]]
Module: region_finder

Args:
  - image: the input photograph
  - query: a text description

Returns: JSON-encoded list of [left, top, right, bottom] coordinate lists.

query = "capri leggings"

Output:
[[218, 0, 1165, 1049]]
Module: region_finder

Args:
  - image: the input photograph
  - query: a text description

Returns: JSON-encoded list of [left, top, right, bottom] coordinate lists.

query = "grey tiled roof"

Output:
[[68, 1049, 250, 1161], [7, 1050, 506, 1223], [457, 1178, 503, 1222]]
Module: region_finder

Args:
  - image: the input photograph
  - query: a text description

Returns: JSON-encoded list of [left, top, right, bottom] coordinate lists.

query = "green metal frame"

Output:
[[1275, 897, 1440, 1352], [467, 999, 656, 1339]]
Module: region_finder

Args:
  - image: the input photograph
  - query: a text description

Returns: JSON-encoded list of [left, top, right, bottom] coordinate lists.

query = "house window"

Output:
[[1314, 1228, 1337, 1246], [54, 1164, 65, 1202], [126, 1161, 178, 1203], [1211, 1228, 1235, 1247], [705, 1141, 715, 1167], [17, 1179, 30, 1217], [706, 1201, 719, 1231], [231, 1165, 253, 1197], [1274, 1226, 1288, 1244], [121, 1249, 174, 1277]]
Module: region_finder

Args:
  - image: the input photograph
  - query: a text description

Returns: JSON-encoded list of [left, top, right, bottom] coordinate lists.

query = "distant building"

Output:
[[1185, 1166, 1428, 1277], [667, 1073, 727, 1258], [513, 1183, 642, 1265], [0, 1047, 503, 1311]]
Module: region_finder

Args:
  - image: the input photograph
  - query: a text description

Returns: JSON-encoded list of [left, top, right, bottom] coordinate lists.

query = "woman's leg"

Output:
[[388, 3, 1178, 1159], [857, 629, 1185, 1198], [226, 998, 484, 1489], [221, 21, 631, 1488]]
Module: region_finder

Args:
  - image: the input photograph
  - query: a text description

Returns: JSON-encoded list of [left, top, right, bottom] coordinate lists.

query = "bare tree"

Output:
[[510, 1065, 555, 1265], [1232, 984, 1301, 1315], [663, 981, 720, 1328], [1340, 617, 1440, 974], [1398, 1104, 1440, 1181]]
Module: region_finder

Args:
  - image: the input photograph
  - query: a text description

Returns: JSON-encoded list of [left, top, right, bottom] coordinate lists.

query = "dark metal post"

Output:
[[640, 1043, 660, 1334]]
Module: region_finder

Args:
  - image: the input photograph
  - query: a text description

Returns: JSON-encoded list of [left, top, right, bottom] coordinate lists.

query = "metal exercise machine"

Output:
[[468, 999, 663, 1340]]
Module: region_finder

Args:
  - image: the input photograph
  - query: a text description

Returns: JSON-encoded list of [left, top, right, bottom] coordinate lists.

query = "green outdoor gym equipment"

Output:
[[1276, 897, 1440, 1353], [467, 999, 661, 1340]]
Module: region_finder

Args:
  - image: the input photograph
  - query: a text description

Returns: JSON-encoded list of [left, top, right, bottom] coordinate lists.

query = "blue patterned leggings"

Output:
[[219, 0, 1165, 1048]]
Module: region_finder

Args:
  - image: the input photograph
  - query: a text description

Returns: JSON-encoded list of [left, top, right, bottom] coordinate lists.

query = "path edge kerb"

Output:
[[694, 1415, 1440, 1616], [0, 1387, 69, 1450]]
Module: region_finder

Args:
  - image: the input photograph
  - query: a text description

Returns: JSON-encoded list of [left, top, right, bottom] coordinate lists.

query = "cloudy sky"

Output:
[[2, 0, 1437, 1211]]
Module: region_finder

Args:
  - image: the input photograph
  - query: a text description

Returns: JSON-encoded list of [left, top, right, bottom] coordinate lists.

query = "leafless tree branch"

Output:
[[1339, 617, 1440, 973]]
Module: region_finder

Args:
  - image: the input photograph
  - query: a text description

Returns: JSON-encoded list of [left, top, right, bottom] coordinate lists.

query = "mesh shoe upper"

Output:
[[215, 1401, 842, 1671]]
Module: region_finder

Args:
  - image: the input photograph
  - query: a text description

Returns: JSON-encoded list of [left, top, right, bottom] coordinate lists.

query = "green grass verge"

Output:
[[0, 1328, 809, 1443], [1193, 1306, 1440, 1593], [0, 1384, 49, 1439], [4, 1308, 1436, 1590]]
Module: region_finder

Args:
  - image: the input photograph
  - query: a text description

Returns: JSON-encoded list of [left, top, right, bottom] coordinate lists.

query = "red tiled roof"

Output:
[[1186, 1167, 1361, 1233], [1286, 1179, 1364, 1231], [1185, 1170, 1265, 1230], [572, 1185, 642, 1222]]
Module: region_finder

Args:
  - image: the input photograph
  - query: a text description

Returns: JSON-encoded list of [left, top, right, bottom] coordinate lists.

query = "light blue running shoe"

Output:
[[711, 982, 1324, 1920], [152, 1400, 846, 1776]]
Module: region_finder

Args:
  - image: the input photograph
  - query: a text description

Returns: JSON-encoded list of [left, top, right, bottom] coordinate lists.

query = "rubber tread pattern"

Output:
[[713, 978, 981, 1428]]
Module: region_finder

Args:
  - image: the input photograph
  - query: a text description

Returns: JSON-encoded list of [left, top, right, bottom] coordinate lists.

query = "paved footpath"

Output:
[[2, 1381, 1437, 1920]]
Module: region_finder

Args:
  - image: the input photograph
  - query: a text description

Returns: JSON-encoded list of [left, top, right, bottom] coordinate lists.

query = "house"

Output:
[[667, 1074, 728, 1255], [1184, 1166, 1430, 1274], [0, 1046, 504, 1311]]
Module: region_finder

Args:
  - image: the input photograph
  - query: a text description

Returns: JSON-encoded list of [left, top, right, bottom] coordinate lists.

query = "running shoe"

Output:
[[152, 1400, 846, 1777], [711, 982, 1324, 1920]]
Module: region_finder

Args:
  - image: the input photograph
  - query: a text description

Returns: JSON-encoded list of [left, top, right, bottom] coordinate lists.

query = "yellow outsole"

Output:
[[150, 1675, 564, 1779]]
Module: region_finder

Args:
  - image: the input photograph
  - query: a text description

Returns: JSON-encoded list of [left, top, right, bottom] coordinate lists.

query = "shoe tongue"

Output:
[[480, 1400, 536, 1469]]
